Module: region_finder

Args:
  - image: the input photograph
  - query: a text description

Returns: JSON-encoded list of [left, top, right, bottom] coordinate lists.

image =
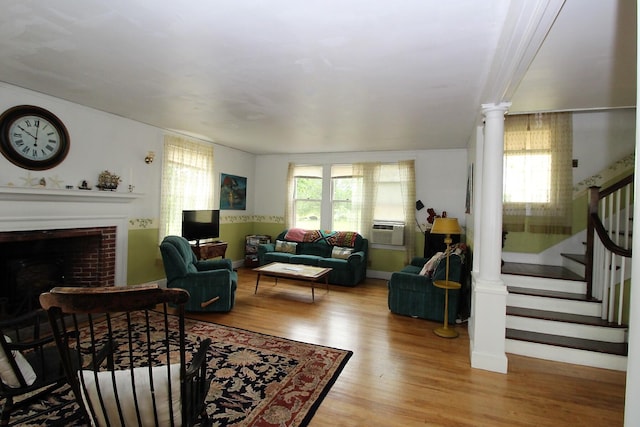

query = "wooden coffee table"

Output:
[[253, 262, 332, 302]]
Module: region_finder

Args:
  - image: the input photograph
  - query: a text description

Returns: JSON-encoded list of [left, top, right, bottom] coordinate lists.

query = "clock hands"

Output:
[[33, 123, 40, 147], [17, 124, 38, 142]]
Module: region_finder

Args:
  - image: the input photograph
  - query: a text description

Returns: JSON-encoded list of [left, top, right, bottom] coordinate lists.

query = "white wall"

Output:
[[254, 149, 468, 227], [0, 83, 256, 219], [572, 108, 636, 185], [0, 82, 163, 217]]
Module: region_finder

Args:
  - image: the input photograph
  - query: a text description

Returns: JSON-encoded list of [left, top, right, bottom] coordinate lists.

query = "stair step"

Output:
[[508, 287, 601, 316], [502, 262, 628, 370], [502, 274, 586, 294], [560, 253, 586, 265], [507, 286, 592, 302], [502, 262, 583, 281], [505, 337, 628, 371], [507, 308, 627, 342], [506, 306, 624, 327], [506, 328, 628, 356]]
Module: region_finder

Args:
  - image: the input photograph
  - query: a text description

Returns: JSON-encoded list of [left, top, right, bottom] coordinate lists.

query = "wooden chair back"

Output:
[[39, 285, 211, 427], [0, 308, 79, 425]]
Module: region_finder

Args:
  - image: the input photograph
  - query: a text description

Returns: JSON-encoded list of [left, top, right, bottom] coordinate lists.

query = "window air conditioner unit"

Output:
[[371, 221, 405, 246]]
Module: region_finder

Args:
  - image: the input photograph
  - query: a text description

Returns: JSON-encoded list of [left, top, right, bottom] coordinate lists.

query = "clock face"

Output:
[[0, 105, 69, 170]]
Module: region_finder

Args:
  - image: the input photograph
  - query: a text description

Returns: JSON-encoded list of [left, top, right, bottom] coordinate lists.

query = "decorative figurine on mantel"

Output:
[[96, 170, 121, 191]]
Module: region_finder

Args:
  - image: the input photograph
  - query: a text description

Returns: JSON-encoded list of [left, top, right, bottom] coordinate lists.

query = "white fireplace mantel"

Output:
[[0, 186, 143, 203], [0, 186, 141, 286]]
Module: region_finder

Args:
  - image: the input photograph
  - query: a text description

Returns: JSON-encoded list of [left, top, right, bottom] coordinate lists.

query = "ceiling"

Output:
[[0, 0, 635, 155]]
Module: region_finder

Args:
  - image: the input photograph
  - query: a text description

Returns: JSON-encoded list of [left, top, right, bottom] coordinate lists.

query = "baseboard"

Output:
[[470, 343, 508, 373], [366, 270, 392, 281]]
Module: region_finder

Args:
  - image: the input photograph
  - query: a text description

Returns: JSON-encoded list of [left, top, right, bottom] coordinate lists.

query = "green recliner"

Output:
[[160, 235, 237, 312], [388, 254, 463, 324]]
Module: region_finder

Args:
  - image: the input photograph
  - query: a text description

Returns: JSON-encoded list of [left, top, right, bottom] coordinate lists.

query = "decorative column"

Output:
[[469, 102, 510, 373]]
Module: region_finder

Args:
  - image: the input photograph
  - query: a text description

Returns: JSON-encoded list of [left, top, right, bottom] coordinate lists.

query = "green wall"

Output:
[[127, 222, 430, 284], [218, 222, 255, 262], [127, 228, 165, 285]]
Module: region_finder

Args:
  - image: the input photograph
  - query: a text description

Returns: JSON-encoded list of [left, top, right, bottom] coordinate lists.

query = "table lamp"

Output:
[[430, 217, 462, 338]]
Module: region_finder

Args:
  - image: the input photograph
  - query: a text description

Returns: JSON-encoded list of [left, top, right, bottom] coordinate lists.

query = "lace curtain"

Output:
[[398, 160, 416, 261], [159, 134, 214, 241], [284, 163, 296, 228], [503, 112, 573, 234]]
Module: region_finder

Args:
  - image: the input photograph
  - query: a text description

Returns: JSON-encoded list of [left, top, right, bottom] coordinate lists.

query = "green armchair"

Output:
[[159, 235, 237, 312], [387, 254, 463, 324]]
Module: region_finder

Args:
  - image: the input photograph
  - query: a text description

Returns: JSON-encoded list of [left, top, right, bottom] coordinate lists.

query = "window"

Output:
[[159, 135, 214, 240], [373, 164, 405, 221], [502, 112, 573, 234], [293, 165, 322, 230], [331, 165, 362, 232], [504, 153, 551, 203], [286, 160, 417, 261]]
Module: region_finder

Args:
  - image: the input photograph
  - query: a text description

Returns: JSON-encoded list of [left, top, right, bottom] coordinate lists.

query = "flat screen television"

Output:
[[182, 209, 220, 243]]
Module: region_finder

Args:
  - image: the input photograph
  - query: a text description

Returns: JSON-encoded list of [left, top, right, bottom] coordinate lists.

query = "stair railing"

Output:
[[586, 174, 633, 324]]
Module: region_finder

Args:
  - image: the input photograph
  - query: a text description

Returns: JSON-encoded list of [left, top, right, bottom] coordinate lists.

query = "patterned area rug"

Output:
[[7, 313, 353, 426]]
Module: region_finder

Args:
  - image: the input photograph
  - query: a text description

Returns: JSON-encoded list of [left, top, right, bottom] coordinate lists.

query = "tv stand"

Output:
[[191, 240, 228, 260]]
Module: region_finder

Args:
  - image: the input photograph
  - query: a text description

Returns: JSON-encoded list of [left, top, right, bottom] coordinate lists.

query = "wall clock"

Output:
[[0, 105, 70, 170]]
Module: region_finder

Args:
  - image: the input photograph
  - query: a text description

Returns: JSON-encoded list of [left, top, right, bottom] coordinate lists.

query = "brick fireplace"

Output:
[[0, 186, 136, 317], [0, 226, 117, 317]]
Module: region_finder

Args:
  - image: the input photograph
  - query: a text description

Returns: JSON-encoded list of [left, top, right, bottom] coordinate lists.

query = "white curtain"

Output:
[[398, 160, 416, 262], [351, 161, 416, 262], [159, 134, 214, 241], [352, 161, 379, 237], [503, 112, 573, 234], [284, 163, 296, 229]]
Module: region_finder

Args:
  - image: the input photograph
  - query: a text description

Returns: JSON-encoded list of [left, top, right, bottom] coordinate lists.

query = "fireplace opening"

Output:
[[0, 226, 116, 320], [1, 257, 65, 318]]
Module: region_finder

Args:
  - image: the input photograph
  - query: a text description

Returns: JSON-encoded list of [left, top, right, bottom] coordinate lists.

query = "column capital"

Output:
[[481, 102, 511, 116]]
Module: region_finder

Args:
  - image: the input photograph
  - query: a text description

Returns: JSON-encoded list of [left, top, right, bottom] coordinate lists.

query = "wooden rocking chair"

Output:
[[0, 309, 79, 426], [39, 285, 211, 427]]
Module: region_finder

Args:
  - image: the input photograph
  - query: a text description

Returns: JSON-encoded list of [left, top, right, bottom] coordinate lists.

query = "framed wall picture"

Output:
[[220, 173, 247, 210], [465, 163, 473, 214]]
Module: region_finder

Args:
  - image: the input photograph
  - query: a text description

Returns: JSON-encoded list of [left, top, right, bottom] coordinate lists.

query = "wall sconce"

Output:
[[145, 151, 155, 164]]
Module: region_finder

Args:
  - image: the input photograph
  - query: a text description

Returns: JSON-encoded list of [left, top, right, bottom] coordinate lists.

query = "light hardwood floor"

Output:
[[186, 268, 626, 427]]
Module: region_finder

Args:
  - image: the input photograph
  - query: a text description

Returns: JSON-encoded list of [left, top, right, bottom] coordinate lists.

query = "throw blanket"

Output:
[[284, 229, 359, 248], [326, 231, 358, 248]]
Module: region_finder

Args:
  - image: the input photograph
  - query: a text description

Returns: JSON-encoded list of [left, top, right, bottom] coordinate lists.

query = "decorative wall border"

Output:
[[127, 215, 285, 230], [221, 214, 284, 224], [573, 153, 635, 198], [128, 218, 156, 230]]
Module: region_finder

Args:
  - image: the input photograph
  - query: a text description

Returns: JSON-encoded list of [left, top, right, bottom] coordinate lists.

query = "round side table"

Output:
[[433, 279, 461, 338]]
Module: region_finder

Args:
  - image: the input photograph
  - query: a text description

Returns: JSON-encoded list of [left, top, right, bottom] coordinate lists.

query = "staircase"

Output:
[[502, 260, 628, 371], [501, 173, 633, 371]]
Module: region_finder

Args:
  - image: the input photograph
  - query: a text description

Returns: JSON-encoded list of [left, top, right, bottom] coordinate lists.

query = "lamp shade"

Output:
[[430, 217, 462, 235]]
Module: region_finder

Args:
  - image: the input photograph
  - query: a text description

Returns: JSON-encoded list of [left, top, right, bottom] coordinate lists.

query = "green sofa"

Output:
[[387, 254, 463, 324], [159, 235, 237, 312], [257, 229, 368, 286]]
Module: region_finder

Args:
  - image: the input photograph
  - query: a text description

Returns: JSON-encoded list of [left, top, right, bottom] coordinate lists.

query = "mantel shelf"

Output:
[[0, 186, 143, 203]]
